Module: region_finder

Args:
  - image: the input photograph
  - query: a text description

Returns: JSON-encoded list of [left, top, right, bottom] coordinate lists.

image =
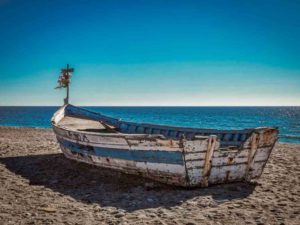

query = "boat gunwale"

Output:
[[63, 104, 278, 133], [51, 107, 182, 140], [52, 104, 278, 144], [52, 123, 179, 140]]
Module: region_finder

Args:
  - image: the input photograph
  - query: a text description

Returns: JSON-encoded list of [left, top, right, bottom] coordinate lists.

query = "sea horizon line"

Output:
[[0, 105, 300, 107]]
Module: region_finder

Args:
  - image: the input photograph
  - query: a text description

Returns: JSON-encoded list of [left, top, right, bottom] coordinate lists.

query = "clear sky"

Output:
[[0, 0, 299, 106]]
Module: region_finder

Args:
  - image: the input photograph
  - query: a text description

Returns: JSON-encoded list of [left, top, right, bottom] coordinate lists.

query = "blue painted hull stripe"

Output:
[[57, 137, 184, 165]]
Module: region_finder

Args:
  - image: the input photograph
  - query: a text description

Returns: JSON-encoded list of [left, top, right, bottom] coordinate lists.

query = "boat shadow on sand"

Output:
[[0, 153, 256, 212]]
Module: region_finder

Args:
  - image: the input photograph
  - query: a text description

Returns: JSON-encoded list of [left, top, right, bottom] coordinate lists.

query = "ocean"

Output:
[[0, 106, 299, 144]]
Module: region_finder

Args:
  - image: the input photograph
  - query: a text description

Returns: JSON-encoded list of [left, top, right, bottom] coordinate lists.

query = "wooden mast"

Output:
[[66, 64, 70, 105], [56, 64, 74, 105]]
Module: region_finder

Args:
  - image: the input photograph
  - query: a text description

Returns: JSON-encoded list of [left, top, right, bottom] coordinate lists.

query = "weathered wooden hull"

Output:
[[52, 105, 278, 187]]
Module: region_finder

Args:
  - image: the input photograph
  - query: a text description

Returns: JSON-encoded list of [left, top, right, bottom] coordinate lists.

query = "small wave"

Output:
[[279, 134, 300, 140]]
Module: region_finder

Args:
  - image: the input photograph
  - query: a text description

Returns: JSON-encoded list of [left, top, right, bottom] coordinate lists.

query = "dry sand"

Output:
[[0, 127, 299, 225]]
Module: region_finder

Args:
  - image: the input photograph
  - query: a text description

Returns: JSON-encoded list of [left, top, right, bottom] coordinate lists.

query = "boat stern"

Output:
[[181, 127, 278, 187]]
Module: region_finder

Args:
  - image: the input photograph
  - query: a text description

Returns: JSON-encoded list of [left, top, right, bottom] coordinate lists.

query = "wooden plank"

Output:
[[244, 133, 259, 181], [60, 145, 187, 186], [57, 136, 184, 165], [209, 164, 247, 184], [201, 135, 217, 187]]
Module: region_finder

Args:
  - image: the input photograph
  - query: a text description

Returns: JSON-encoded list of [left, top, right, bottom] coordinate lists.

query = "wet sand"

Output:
[[0, 127, 299, 225]]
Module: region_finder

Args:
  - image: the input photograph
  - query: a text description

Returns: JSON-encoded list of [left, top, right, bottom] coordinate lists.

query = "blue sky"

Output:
[[0, 0, 299, 106]]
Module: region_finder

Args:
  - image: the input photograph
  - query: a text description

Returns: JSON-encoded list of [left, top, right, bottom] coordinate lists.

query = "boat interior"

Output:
[[58, 116, 112, 133], [54, 104, 258, 149]]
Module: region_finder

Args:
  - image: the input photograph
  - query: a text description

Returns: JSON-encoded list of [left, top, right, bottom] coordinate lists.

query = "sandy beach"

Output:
[[0, 126, 299, 225]]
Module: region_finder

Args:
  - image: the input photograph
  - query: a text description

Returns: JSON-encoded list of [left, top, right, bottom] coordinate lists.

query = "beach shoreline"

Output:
[[0, 126, 299, 225]]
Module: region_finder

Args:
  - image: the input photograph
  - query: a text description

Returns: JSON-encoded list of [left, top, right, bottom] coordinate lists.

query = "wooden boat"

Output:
[[52, 65, 278, 187]]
